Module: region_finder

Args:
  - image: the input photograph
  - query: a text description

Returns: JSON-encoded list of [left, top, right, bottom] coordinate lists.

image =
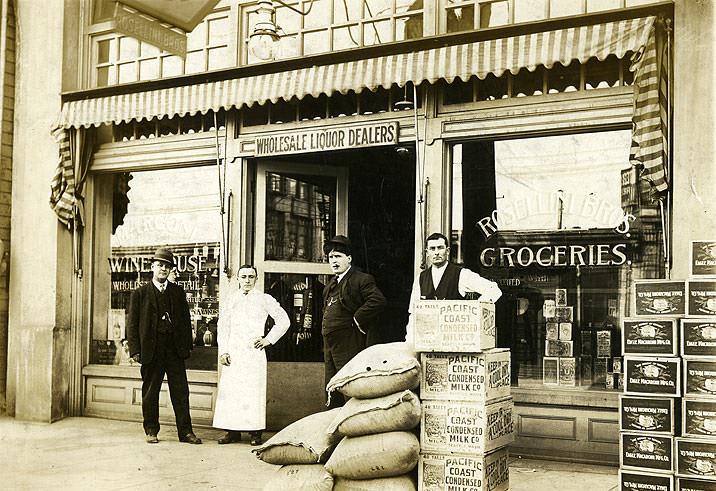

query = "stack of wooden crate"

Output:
[[413, 300, 514, 491], [620, 264, 716, 490]]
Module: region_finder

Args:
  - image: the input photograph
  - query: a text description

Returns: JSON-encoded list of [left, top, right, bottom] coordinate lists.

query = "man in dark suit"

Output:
[[322, 235, 386, 408], [128, 248, 202, 444]]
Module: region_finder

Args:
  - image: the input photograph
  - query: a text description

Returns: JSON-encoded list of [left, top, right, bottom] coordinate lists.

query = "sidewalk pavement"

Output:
[[0, 415, 618, 490]]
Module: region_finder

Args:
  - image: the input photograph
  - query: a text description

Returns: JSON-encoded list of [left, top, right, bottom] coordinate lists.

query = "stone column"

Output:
[[671, 0, 716, 278], [7, 0, 72, 421]]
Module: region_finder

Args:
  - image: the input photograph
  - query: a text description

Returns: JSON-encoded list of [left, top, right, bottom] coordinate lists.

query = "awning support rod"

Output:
[[214, 111, 230, 276]]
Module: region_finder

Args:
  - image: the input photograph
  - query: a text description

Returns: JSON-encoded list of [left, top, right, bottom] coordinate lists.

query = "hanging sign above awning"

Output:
[[112, 3, 187, 57], [254, 122, 399, 157], [119, 0, 221, 32]]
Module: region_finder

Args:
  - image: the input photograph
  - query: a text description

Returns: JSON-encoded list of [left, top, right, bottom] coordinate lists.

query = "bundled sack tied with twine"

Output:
[[262, 464, 333, 491], [253, 408, 341, 465], [326, 342, 420, 402], [326, 390, 421, 437], [324, 431, 420, 480], [333, 475, 417, 491]]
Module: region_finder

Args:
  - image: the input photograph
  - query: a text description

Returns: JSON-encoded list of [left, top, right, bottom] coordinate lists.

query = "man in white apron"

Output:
[[213, 265, 290, 445]]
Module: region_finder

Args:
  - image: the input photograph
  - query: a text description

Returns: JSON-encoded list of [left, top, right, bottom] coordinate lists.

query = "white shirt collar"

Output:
[[431, 262, 448, 286], [337, 266, 352, 283], [152, 279, 168, 291]]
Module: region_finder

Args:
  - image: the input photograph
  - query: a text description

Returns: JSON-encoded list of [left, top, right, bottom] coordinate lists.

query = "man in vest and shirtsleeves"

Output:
[[404, 232, 502, 345]]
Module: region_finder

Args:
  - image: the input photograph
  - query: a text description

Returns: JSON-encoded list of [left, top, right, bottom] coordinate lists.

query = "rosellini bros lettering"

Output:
[[114, 10, 187, 55]]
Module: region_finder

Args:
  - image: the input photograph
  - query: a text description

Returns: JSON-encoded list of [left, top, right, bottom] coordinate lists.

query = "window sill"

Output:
[[512, 386, 619, 409], [82, 364, 218, 384]]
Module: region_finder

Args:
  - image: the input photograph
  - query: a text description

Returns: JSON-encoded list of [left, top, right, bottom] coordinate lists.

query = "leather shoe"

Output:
[[145, 433, 158, 444], [179, 432, 202, 444], [250, 431, 262, 446], [218, 431, 241, 444]]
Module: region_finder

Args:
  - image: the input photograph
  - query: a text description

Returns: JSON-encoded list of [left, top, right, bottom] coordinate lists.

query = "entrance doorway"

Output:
[[251, 145, 416, 360]]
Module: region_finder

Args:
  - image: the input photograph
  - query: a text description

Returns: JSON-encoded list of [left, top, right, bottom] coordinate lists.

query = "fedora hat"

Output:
[[323, 235, 352, 256], [151, 247, 175, 265]]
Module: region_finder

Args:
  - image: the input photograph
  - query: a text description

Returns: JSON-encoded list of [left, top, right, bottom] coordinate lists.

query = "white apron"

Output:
[[212, 287, 290, 431]]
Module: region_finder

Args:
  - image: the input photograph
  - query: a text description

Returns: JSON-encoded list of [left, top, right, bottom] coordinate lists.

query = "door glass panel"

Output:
[[263, 272, 332, 362], [264, 171, 336, 262]]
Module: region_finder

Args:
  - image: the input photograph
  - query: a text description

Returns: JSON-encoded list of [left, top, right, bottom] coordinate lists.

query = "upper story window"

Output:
[[84, 0, 664, 86], [241, 0, 424, 64], [440, 0, 662, 33], [88, 0, 233, 87]]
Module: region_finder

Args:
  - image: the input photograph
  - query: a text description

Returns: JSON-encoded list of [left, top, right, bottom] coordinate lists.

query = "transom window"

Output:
[[442, 53, 634, 105]]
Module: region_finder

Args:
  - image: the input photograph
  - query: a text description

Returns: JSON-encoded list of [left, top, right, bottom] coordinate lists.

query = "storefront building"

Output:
[[7, 0, 716, 465]]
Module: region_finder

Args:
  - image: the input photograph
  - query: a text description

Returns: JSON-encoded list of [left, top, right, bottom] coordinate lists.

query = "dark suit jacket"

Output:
[[322, 267, 386, 334], [127, 281, 193, 364]]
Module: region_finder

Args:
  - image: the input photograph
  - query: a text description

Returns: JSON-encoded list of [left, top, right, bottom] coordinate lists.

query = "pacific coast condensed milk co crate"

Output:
[[420, 349, 511, 403], [418, 448, 509, 491], [414, 300, 496, 353]]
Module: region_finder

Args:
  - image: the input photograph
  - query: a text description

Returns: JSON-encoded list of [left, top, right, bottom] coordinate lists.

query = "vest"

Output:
[[322, 276, 354, 335], [154, 285, 173, 334], [419, 263, 464, 300]]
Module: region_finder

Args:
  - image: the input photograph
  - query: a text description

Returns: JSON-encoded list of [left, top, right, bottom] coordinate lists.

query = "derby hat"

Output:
[[323, 235, 352, 256], [151, 247, 175, 265]]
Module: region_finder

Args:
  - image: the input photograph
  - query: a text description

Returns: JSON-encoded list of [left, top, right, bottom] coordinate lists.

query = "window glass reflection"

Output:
[[91, 167, 222, 370], [265, 172, 336, 262], [451, 131, 665, 391]]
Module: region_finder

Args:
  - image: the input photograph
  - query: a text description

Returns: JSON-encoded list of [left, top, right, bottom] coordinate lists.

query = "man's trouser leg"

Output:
[[323, 328, 366, 409], [140, 343, 166, 435], [164, 341, 193, 436]]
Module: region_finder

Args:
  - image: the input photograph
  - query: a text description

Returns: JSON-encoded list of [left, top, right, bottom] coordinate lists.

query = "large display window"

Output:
[[450, 129, 665, 391], [89, 166, 223, 371]]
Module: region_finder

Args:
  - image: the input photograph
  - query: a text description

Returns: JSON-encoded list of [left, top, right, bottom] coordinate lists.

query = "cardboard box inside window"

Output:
[[414, 300, 495, 353]]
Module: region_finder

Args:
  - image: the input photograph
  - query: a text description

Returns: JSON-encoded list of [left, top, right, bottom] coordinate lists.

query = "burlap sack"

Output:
[[252, 409, 341, 464], [326, 390, 421, 436], [324, 431, 420, 479], [326, 342, 420, 400], [333, 475, 417, 491], [262, 464, 333, 491]]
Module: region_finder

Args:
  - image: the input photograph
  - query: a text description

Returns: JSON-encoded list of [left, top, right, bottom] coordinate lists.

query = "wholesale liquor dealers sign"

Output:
[[254, 122, 399, 157]]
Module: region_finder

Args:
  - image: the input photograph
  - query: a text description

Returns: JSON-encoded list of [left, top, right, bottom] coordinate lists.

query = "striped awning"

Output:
[[57, 16, 655, 129]]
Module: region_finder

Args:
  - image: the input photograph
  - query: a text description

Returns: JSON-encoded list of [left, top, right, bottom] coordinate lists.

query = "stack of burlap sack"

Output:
[[253, 342, 422, 491]]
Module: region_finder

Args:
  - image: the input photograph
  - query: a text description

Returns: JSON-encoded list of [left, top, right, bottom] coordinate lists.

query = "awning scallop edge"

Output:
[[58, 16, 655, 129]]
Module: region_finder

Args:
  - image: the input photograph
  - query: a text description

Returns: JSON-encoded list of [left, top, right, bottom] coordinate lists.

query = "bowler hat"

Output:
[[323, 235, 352, 256], [151, 247, 175, 265]]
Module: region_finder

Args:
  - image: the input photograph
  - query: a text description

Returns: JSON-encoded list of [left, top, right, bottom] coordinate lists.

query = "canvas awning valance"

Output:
[[57, 16, 655, 129]]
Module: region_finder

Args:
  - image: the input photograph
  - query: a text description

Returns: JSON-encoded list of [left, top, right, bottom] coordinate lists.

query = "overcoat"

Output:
[[212, 287, 290, 431], [127, 281, 192, 364]]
